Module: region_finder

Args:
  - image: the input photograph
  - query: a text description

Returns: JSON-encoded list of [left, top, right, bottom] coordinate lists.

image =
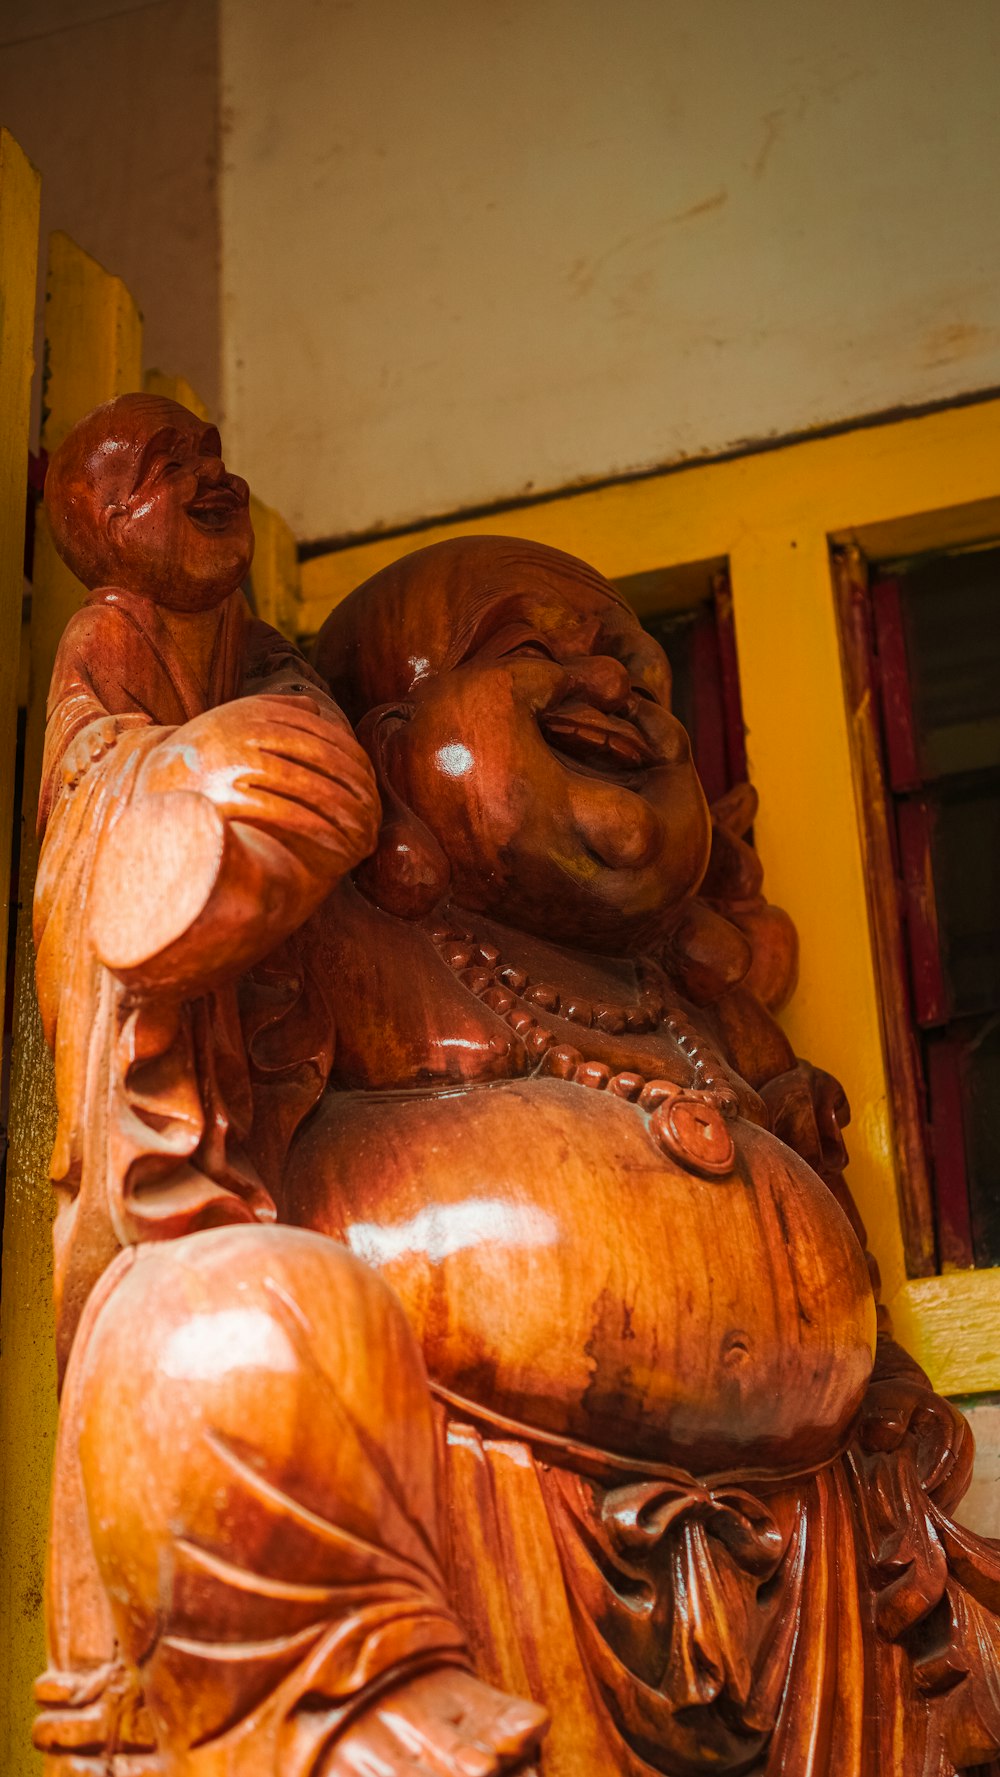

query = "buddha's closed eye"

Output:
[[478, 621, 560, 663], [507, 639, 558, 661]]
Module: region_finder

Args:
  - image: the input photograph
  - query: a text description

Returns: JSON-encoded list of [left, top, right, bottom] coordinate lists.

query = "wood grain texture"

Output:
[[28, 471, 1000, 1772], [296, 396, 1000, 1332]]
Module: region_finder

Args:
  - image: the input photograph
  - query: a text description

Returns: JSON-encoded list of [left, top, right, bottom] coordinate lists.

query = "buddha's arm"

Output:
[[87, 692, 380, 999]]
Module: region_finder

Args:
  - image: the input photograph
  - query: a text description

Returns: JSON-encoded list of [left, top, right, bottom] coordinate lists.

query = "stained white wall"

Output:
[[219, 0, 1000, 542], [959, 1397, 1000, 1539]]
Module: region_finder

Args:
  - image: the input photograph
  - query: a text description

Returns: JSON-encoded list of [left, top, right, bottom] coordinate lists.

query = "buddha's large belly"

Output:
[[286, 1077, 876, 1475]]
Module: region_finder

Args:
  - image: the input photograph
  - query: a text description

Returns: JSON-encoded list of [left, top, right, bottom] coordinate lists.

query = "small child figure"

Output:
[[38, 394, 380, 1370]]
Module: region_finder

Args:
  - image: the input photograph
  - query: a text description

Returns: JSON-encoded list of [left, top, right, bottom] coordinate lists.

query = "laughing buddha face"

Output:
[[316, 538, 712, 951], [45, 393, 253, 610]]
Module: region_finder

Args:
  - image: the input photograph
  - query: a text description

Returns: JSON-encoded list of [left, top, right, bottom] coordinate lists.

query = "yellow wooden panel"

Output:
[[0, 231, 141, 1777], [143, 365, 210, 421], [728, 526, 907, 1304], [891, 1271, 1000, 1397], [841, 493, 1000, 566], [250, 494, 300, 638], [297, 395, 1000, 1346], [0, 129, 40, 1021]]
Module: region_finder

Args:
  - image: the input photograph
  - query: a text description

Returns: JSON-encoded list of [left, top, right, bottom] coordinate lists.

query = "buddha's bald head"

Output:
[[44, 393, 253, 608], [314, 535, 644, 724]]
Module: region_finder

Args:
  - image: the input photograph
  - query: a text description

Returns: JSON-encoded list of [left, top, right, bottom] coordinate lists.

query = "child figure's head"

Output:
[[45, 394, 254, 609]]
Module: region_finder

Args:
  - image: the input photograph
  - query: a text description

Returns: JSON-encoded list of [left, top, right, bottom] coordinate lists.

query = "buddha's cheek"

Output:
[[404, 744, 538, 884]]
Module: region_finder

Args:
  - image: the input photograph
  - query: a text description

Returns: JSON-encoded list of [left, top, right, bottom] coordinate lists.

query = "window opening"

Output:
[[870, 542, 1000, 1269], [616, 566, 747, 806]]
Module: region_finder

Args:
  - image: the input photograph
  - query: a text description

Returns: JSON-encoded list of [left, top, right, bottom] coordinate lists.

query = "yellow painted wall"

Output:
[[0, 130, 41, 1777], [0, 129, 39, 1018], [0, 231, 143, 1777]]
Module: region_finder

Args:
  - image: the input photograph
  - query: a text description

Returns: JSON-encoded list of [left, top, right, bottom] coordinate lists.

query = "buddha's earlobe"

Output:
[[354, 704, 450, 920]]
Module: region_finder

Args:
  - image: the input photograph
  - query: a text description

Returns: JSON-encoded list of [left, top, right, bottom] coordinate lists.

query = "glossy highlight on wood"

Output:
[[31, 403, 1000, 1775]]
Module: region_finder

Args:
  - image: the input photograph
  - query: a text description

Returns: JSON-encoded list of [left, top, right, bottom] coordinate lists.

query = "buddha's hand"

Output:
[[761, 1061, 849, 1176], [139, 691, 380, 883], [857, 1348, 973, 1508], [851, 1358, 974, 1644]]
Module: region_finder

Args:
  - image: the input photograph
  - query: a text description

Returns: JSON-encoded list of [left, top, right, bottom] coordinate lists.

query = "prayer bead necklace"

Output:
[[427, 913, 740, 1179]]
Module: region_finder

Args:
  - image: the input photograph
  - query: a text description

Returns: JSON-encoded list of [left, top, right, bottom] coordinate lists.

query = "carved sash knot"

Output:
[[601, 1475, 784, 1579]]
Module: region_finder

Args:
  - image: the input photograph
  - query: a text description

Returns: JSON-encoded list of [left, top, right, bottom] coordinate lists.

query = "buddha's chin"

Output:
[[568, 849, 711, 951], [573, 779, 709, 894], [567, 777, 660, 869], [467, 866, 691, 955]]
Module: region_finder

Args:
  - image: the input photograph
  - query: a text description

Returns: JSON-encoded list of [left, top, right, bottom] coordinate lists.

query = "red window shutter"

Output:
[[925, 1034, 974, 1269], [895, 795, 948, 1028], [871, 578, 922, 792]]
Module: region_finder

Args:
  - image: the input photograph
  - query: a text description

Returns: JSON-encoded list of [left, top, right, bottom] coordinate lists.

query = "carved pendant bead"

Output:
[[649, 1092, 737, 1178]]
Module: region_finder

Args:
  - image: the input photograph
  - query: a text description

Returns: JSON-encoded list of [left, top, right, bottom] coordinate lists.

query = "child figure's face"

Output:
[[47, 395, 254, 608]]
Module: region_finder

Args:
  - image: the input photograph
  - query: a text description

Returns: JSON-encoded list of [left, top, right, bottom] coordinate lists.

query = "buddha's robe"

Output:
[[40, 920, 1000, 1777], [39, 1203, 1000, 1777]]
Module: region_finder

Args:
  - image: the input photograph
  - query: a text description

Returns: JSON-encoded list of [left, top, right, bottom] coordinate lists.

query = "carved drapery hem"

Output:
[[439, 1408, 1000, 1776]]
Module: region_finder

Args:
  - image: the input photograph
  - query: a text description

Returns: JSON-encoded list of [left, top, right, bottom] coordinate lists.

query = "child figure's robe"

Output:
[[35, 585, 335, 1374]]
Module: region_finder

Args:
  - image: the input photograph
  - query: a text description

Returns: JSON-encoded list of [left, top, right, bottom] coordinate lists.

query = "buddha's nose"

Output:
[[570, 654, 632, 710]]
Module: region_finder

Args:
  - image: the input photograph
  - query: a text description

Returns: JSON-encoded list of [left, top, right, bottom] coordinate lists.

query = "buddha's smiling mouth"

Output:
[[538, 699, 657, 776], [186, 484, 246, 533]]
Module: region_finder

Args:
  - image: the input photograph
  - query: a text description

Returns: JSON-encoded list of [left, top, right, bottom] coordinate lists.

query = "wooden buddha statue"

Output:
[[32, 400, 1000, 1777]]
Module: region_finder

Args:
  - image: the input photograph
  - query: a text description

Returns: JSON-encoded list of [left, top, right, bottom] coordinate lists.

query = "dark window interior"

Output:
[[616, 567, 747, 807], [873, 543, 1000, 1267]]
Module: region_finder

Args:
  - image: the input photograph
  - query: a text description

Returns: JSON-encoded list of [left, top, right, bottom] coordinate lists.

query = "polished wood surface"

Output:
[[31, 409, 1000, 1774]]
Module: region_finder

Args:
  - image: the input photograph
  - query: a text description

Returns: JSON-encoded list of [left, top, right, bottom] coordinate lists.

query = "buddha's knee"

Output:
[[76, 1224, 441, 1674]]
